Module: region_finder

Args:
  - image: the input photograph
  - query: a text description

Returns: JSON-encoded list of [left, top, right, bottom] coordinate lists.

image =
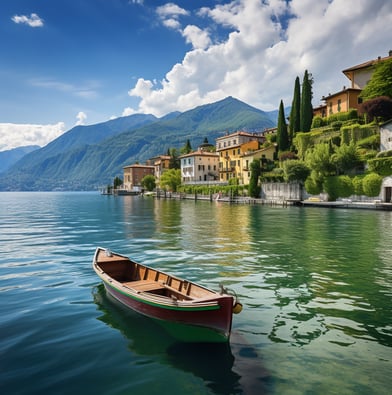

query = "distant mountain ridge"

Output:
[[0, 97, 276, 191], [0, 145, 40, 174]]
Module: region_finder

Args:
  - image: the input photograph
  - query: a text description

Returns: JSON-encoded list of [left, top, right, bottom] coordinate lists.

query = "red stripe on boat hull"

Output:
[[103, 282, 233, 341]]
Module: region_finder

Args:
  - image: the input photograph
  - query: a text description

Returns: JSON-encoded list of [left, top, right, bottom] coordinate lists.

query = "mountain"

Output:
[[0, 97, 275, 191], [266, 107, 291, 125], [0, 145, 40, 174], [12, 113, 158, 171]]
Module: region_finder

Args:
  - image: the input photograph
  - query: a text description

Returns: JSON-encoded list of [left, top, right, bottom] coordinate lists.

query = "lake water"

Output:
[[1, 192, 391, 395]]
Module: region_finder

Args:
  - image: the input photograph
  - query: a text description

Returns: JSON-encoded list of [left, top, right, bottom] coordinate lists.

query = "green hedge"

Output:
[[341, 123, 378, 145], [367, 157, 392, 176]]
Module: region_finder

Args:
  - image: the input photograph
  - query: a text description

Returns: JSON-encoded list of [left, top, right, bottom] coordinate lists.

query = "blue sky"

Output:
[[1, 0, 392, 151]]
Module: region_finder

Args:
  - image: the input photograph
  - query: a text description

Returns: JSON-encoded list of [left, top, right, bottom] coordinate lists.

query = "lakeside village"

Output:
[[104, 51, 392, 211]]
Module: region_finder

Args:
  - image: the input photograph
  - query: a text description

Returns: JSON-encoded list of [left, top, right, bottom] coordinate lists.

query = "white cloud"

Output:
[[156, 3, 189, 19], [75, 112, 87, 126], [126, 0, 392, 117], [0, 122, 66, 151], [182, 25, 211, 50], [11, 13, 44, 28], [29, 78, 99, 99]]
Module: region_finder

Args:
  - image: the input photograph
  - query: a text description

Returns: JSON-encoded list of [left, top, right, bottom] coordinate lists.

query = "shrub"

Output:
[[377, 150, 392, 158], [278, 151, 297, 161], [359, 96, 392, 122], [357, 134, 380, 150], [367, 157, 392, 176], [337, 175, 354, 198], [331, 121, 343, 131], [323, 176, 339, 201], [282, 160, 310, 183], [322, 175, 354, 201], [311, 116, 324, 128], [261, 168, 284, 182], [352, 176, 364, 196], [294, 132, 313, 159], [304, 175, 323, 195], [362, 173, 383, 197]]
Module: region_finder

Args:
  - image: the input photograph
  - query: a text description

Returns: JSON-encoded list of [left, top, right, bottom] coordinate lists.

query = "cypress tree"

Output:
[[249, 160, 261, 198], [289, 76, 301, 143], [277, 100, 289, 152], [300, 70, 313, 132]]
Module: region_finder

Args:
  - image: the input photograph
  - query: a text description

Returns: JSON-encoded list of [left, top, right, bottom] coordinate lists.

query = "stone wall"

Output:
[[260, 182, 303, 201]]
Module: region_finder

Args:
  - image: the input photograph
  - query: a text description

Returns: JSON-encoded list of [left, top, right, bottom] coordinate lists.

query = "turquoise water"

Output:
[[0, 192, 391, 394]]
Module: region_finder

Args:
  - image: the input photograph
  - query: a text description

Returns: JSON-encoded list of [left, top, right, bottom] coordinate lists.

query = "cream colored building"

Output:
[[180, 150, 219, 183]]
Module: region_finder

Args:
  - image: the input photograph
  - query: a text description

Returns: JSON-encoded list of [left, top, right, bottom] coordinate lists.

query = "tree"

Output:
[[289, 76, 301, 143], [277, 100, 290, 151], [300, 70, 313, 132], [141, 174, 156, 191], [168, 148, 180, 169], [360, 58, 392, 101], [113, 176, 122, 189], [160, 168, 181, 192], [359, 96, 392, 122], [332, 143, 361, 175], [283, 160, 310, 183], [249, 160, 261, 198], [305, 143, 335, 178], [181, 139, 192, 155]]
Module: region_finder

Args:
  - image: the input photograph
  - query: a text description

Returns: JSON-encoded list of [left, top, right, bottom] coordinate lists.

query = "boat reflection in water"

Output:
[[92, 284, 268, 394]]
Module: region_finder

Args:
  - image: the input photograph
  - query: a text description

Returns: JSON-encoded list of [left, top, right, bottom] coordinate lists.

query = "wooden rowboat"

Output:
[[93, 247, 242, 342]]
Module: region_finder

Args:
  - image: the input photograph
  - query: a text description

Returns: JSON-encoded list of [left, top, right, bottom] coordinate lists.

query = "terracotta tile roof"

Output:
[[343, 53, 392, 74]]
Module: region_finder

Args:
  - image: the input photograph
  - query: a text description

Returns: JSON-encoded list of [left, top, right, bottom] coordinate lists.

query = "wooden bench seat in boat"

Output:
[[123, 280, 165, 293]]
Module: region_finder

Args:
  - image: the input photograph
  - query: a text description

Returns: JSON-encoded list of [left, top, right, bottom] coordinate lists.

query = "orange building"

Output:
[[123, 164, 154, 192], [318, 51, 392, 117]]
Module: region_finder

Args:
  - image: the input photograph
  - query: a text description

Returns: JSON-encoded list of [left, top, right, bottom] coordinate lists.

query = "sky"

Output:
[[0, 0, 391, 151]]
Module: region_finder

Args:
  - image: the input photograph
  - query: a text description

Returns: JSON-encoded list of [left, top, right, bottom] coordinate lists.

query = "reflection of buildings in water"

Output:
[[375, 212, 392, 284], [179, 202, 253, 254], [92, 284, 268, 394]]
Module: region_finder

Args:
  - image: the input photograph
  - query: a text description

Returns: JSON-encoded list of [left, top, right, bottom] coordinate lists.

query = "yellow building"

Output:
[[215, 131, 266, 183], [241, 145, 276, 185]]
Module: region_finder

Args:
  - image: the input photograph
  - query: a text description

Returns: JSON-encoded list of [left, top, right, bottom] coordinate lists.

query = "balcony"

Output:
[[219, 167, 235, 173]]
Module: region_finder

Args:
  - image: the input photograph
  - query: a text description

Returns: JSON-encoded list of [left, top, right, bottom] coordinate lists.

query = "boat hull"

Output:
[[93, 247, 235, 342]]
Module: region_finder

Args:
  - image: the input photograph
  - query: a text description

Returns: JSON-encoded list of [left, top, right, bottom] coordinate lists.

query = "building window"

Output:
[[337, 99, 341, 112]]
